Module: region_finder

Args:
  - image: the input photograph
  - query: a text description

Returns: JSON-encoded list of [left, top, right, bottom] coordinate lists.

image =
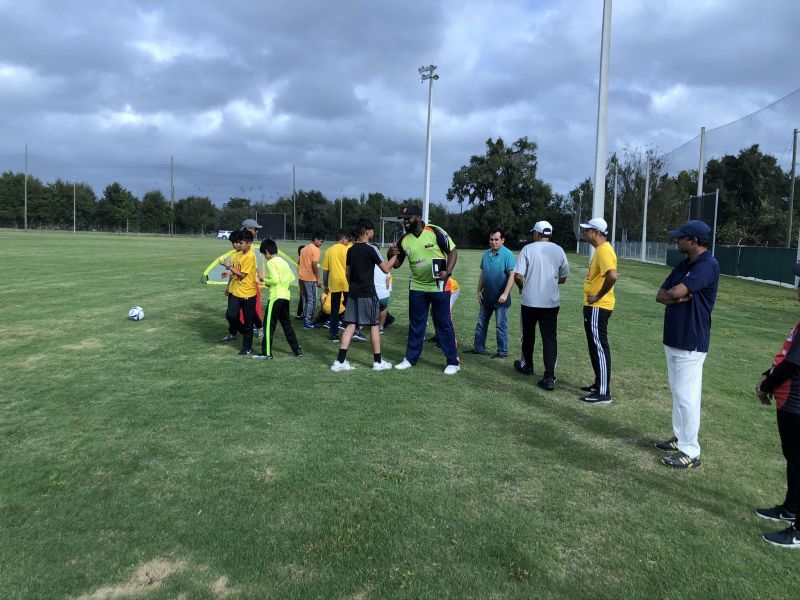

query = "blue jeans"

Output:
[[473, 303, 508, 355], [406, 290, 459, 366]]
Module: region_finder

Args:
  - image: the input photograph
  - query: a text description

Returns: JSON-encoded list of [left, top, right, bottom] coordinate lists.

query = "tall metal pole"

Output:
[[419, 65, 439, 224], [24, 144, 28, 230], [697, 126, 706, 197], [292, 165, 297, 241], [591, 0, 612, 232], [339, 194, 343, 229], [73, 176, 76, 234], [170, 155, 174, 236], [712, 188, 719, 257], [641, 155, 650, 262], [788, 128, 797, 248], [611, 164, 618, 247]]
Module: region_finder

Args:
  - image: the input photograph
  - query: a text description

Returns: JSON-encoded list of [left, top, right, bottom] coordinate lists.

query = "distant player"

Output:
[[298, 233, 325, 329], [331, 219, 397, 371]]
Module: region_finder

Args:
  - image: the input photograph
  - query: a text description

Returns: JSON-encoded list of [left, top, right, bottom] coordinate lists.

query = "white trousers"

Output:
[[664, 345, 707, 459]]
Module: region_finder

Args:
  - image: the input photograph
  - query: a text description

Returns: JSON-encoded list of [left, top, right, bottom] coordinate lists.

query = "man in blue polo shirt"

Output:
[[470, 227, 516, 358], [655, 220, 720, 469]]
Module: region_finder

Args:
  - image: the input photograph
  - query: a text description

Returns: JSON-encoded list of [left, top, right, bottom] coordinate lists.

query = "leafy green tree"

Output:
[[139, 190, 171, 233], [97, 183, 139, 231], [174, 196, 219, 234], [448, 137, 563, 249], [220, 197, 252, 230]]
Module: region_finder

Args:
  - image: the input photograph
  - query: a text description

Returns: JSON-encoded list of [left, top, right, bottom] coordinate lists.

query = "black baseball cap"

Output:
[[400, 205, 422, 218]]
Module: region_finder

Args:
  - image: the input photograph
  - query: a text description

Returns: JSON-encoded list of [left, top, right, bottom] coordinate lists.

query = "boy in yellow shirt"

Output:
[[219, 230, 258, 356]]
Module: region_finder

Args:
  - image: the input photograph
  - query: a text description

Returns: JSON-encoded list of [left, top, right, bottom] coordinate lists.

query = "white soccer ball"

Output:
[[128, 306, 144, 321]]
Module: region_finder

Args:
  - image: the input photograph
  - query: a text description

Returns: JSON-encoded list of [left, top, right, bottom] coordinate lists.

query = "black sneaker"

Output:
[[537, 378, 556, 391], [466, 348, 485, 355], [762, 526, 800, 548], [514, 360, 533, 375], [581, 393, 612, 405], [580, 384, 598, 393], [237, 348, 252, 356], [491, 353, 507, 359], [219, 334, 237, 342], [756, 506, 797, 524], [661, 452, 701, 469], [329, 335, 339, 342], [655, 436, 679, 452], [294, 348, 304, 357]]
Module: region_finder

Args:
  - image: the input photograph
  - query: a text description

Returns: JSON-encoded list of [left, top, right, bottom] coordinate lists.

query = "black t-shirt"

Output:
[[346, 243, 383, 298]]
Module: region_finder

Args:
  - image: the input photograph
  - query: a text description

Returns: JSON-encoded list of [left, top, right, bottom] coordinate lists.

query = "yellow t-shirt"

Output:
[[583, 242, 617, 310], [321, 242, 351, 292], [228, 250, 258, 298]]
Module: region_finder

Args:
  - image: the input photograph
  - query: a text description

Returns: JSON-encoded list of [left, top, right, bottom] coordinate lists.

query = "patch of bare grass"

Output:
[[75, 558, 187, 599]]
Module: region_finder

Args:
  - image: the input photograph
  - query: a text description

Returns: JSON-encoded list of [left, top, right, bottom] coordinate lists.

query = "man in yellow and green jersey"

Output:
[[253, 239, 302, 361], [388, 205, 460, 375], [579, 217, 618, 404]]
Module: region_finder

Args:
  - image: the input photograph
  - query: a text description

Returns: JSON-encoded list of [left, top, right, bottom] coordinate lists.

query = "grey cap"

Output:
[[241, 219, 262, 229]]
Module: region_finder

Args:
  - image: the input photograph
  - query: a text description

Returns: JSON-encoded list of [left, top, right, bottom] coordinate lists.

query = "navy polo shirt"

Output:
[[662, 251, 720, 352]]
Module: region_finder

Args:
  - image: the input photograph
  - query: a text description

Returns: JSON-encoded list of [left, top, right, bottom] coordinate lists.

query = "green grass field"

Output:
[[1, 230, 798, 599]]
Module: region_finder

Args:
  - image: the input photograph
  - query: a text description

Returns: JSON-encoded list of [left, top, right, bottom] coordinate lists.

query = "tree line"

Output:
[[0, 138, 796, 248]]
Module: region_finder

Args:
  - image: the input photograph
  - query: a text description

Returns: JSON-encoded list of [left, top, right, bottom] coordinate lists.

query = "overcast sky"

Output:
[[0, 0, 797, 207]]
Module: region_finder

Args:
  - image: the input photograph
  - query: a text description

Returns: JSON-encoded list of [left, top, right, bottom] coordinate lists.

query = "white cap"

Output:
[[531, 220, 553, 236], [579, 217, 608, 235]]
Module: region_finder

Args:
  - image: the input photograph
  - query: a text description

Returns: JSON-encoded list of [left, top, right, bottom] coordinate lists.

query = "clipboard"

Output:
[[431, 258, 447, 292]]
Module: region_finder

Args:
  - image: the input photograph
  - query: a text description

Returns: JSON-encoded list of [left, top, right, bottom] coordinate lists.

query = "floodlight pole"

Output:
[[788, 128, 797, 248], [611, 164, 618, 246], [73, 176, 76, 234], [170, 155, 175, 236], [419, 64, 439, 224], [591, 0, 612, 253], [697, 126, 706, 196], [641, 155, 650, 262], [24, 144, 28, 230], [292, 165, 297, 241]]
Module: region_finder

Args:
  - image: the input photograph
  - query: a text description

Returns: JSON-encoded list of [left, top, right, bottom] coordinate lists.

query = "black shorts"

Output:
[[343, 296, 380, 326]]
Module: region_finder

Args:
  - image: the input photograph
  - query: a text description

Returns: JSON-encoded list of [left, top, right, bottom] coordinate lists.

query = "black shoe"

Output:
[[427, 335, 438, 343], [655, 436, 679, 452], [329, 335, 339, 342], [219, 334, 237, 342], [385, 313, 396, 327], [762, 526, 800, 548], [466, 348, 485, 355], [756, 505, 797, 524], [581, 392, 612, 405], [237, 348, 252, 356], [491, 353, 507, 359], [294, 348, 304, 357], [537, 378, 556, 391], [661, 451, 701, 469], [513, 360, 533, 375], [580, 384, 598, 393]]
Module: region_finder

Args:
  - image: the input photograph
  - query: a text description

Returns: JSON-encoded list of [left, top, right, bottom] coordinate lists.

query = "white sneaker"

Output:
[[256, 328, 264, 339], [330, 360, 355, 372], [443, 364, 461, 375], [394, 358, 413, 370], [372, 360, 393, 371]]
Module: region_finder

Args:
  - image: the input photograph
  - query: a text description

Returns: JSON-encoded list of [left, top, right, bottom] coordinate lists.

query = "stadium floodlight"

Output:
[[591, 0, 612, 247], [419, 65, 439, 224]]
